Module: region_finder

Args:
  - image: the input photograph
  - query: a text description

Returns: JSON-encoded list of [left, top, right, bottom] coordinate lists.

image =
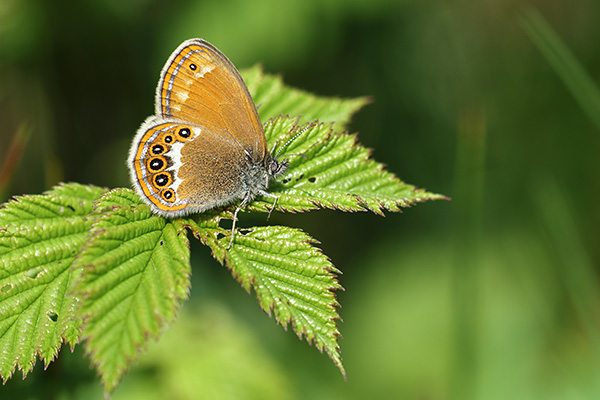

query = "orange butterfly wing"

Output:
[[129, 118, 251, 216], [156, 39, 267, 162]]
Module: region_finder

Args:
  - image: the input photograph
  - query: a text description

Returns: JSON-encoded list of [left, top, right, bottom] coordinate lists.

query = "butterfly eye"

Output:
[[154, 172, 171, 188]]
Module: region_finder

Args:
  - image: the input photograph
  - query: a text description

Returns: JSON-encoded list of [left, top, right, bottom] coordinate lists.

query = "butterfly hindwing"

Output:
[[129, 117, 248, 217]]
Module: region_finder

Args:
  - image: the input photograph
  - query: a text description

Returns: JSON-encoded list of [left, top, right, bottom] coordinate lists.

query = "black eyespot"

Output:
[[148, 157, 164, 171], [190, 63, 197, 71], [178, 128, 191, 138], [152, 144, 165, 155], [164, 135, 173, 144], [161, 188, 175, 203], [154, 173, 170, 187]]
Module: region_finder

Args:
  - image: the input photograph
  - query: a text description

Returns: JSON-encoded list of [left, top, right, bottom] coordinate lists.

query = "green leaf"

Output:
[[73, 188, 191, 393], [0, 183, 106, 381], [195, 222, 345, 376], [243, 65, 370, 131], [0, 60, 445, 391], [247, 116, 446, 214]]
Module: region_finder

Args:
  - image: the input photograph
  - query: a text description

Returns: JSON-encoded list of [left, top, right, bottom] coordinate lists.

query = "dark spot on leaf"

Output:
[[68, 205, 75, 211], [308, 177, 317, 183], [282, 178, 290, 184], [295, 174, 304, 182], [160, 241, 164, 245], [1, 283, 13, 293], [47, 311, 58, 322]]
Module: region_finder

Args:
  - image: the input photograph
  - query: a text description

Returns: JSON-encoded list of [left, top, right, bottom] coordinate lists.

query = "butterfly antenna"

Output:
[[273, 122, 314, 159]]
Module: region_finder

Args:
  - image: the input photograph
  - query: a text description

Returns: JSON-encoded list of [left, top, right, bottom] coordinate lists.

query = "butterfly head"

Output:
[[268, 156, 289, 179]]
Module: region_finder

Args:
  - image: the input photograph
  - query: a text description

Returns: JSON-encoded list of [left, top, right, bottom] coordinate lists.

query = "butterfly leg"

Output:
[[228, 192, 252, 250], [228, 190, 279, 249], [258, 190, 279, 220]]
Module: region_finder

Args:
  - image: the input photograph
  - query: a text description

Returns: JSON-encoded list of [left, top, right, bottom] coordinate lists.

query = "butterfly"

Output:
[[128, 39, 288, 248]]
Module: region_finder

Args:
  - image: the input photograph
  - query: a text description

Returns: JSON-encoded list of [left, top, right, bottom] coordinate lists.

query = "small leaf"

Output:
[[0, 183, 106, 381], [250, 116, 446, 214], [243, 65, 370, 131], [73, 188, 191, 393], [199, 224, 345, 376]]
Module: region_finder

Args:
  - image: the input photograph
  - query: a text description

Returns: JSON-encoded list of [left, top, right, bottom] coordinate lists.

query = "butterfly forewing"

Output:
[[156, 39, 267, 162]]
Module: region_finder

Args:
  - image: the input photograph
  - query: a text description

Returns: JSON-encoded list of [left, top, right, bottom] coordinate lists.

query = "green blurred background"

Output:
[[2, 0, 600, 399]]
